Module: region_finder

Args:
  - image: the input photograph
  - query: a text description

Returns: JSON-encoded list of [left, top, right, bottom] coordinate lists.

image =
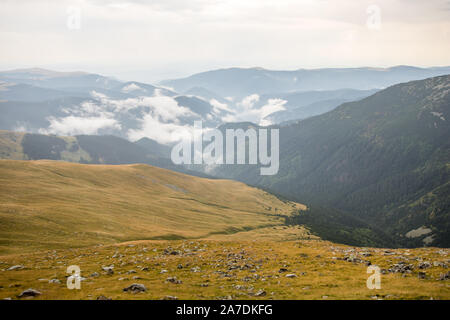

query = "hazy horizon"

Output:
[[1, 0, 450, 82]]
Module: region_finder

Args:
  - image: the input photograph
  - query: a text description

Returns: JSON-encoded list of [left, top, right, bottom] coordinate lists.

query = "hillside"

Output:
[[206, 75, 450, 247], [0, 130, 214, 178], [0, 160, 306, 254]]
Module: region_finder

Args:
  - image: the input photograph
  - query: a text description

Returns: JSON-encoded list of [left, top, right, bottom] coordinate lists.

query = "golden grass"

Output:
[[0, 160, 303, 254]]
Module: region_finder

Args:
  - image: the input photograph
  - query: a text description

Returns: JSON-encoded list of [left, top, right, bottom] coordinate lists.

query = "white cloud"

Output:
[[38, 89, 202, 144], [222, 96, 286, 126], [237, 94, 259, 109], [121, 82, 144, 93], [127, 113, 193, 144], [210, 98, 234, 114], [40, 115, 121, 136]]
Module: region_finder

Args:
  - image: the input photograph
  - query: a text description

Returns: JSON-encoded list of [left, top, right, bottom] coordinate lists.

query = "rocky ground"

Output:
[[0, 240, 449, 300]]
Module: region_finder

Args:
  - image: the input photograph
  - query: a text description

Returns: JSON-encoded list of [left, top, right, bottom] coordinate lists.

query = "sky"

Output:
[[1, 0, 449, 83]]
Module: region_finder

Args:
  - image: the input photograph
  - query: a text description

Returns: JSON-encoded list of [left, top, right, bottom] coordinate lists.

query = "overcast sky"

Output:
[[1, 0, 449, 82]]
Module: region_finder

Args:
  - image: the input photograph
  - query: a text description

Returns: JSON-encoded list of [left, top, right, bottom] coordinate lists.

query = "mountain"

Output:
[[183, 86, 228, 103], [161, 66, 450, 99], [0, 68, 121, 90], [261, 88, 379, 123], [135, 137, 171, 158], [0, 82, 86, 102], [0, 159, 303, 254], [203, 75, 450, 247]]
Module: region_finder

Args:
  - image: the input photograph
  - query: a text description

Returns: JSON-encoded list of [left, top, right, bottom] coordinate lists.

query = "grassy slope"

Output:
[[0, 160, 305, 254]]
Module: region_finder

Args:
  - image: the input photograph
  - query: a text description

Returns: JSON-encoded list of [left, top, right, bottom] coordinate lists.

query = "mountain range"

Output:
[[0, 67, 449, 248]]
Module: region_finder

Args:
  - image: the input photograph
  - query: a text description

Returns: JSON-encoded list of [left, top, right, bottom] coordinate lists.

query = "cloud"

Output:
[[222, 96, 286, 126], [127, 113, 193, 144], [38, 89, 202, 144], [40, 115, 121, 136], [237, 94, 259, 109], [210, 98, 234, 114]]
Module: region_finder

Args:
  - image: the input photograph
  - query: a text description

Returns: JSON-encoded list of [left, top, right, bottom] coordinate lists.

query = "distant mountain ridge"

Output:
[[161, 66, 450, 98]]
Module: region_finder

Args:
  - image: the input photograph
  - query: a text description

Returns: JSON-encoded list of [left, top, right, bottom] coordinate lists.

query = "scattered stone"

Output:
[[418, 272, 426, 279], [7, 265, 24, 271], [123, 283, 147, 293], [278, 268, 288, 273], [438, 272, 450, 281], [255, 289, 266, 297], [49, 279, 61, 284], [97, 295, 112, 300], [102, 266, 114, 275], [162, 295, 178, 300], [18, 289, 41, 298], [191, 266, 201, 273], [433, 261, 448, 268], [160, 269, 168, 274], [285, 274, 297, 278], [388, 262, 414, 273], [90, 272, 100, 278], [418, 262, 432, 269], [166, 276, 182, 284], [127, 270, 137, 274]]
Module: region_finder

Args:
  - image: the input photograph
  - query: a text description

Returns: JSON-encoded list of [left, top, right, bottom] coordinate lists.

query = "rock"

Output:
[[96, 295, 112, 300], [278, 268, 288, 273], [7, 265, 24, 271], [160, 269, 168, 274], [49, 279, 61, 284], [191, 266, 201, 273], [166, 277, 182, 284], [102, 266, 114, 275], [18, 289, 41, 298], [285, 274, 297, 278], [438, 272, 450, 281], [141, 267, 149, 271], [123, 283, 147, 293], [418, 262, 432, 269], [418, 272, 426, 279], [177, 264, 183, 269], [388, 262, 414, 273], [162, 295, 178, 300], [255, 290, 266, 297], [90, 272, 100, 278], [127, 270, 137, 274], [3, 297, 12, 300]]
